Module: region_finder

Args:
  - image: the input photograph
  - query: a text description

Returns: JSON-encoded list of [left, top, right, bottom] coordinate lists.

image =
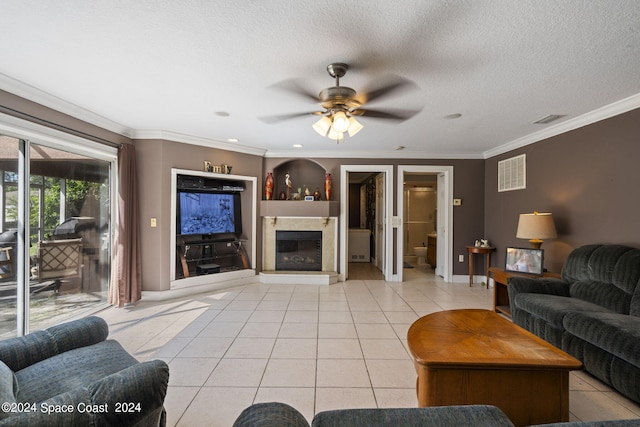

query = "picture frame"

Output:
[[505, 247, 544, 275]]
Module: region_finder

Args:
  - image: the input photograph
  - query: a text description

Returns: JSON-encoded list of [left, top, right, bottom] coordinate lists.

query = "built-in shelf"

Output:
[[260, 200, 339, 217], [170, 168, 257, 288]]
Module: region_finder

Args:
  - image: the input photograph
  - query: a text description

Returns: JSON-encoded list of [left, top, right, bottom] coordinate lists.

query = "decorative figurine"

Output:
[[285, 172, 292, 200]]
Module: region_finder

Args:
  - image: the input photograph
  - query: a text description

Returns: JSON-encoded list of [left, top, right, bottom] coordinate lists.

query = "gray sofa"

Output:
[[0, 316, 169, 426], [233, 402, 640, 426], [508, 244, 640, 404]]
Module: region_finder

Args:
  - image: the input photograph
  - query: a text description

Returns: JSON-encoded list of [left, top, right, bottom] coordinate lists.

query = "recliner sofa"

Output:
[[508, 244, 640, 404], [0, 316, 169, 426], [233, 401, 640, 427]]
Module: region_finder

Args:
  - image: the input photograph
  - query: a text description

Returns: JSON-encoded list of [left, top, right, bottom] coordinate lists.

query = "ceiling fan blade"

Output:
[[259, 111, 322, 124], [351, 108, 421, 121], [268, 78, 319, 103], [356, 75, 419, 105]]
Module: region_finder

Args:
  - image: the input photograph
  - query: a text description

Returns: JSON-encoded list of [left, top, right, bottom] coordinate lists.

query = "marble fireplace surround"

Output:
[[260, 216, 338, 285]]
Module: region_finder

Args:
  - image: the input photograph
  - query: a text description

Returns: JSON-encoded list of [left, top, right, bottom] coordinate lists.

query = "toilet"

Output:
[[414, 246, 428, 265]]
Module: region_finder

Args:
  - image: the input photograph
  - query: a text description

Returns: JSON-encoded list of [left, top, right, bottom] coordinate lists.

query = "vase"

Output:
[[324, 172, 332, 201], [265, 172, 274, 200]]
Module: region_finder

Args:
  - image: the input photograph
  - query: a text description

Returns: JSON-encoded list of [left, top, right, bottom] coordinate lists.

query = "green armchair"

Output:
[[0, 316, 169, 426]]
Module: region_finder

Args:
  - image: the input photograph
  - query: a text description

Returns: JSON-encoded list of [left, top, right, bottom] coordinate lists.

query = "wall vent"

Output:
[[533, 114, 566, 124], [498, 154, 526, 192]]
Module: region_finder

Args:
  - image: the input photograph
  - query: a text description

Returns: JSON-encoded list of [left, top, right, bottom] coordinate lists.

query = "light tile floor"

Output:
[[97, 265, 640, 426]]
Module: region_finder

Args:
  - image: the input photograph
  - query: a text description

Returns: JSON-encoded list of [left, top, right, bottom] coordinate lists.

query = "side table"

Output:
[[489, 267, 561, 317], [466, 246, 495, 287]]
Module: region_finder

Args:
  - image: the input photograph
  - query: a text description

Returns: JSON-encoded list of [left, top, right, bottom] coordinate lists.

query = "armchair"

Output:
[[0, 316, 169, 426]]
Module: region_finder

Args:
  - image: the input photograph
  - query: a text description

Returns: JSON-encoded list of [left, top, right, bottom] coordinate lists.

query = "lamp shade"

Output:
[[331, 111, 350, 132], [347, 116, 363, 137], [516, 212, 557, 248], [312, 116, 332, 136]]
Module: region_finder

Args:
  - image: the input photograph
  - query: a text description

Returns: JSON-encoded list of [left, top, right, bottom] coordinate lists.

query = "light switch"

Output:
[[150, 218, 157, 227]]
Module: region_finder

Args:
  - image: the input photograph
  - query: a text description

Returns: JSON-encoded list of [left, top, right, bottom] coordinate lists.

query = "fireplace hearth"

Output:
[[276, 230, 322, 271]]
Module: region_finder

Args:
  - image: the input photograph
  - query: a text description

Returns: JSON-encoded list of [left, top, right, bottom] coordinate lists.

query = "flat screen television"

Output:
[[177, 190, 242, 239]]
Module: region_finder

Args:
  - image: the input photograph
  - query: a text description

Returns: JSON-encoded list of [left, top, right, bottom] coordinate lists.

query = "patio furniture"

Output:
[[0, 247, 13, 280], [31, 238, 83, 294]]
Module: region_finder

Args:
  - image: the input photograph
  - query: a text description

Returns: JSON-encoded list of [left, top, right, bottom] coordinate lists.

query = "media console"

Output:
[[176, 238, 249, 278]]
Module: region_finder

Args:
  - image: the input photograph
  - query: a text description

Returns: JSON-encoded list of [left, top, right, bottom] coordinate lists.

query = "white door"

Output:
[[436, 172, 446, 277], [340, 165, 394, 282], [397, 165, 453, 283], [375, 173, 385, 274]]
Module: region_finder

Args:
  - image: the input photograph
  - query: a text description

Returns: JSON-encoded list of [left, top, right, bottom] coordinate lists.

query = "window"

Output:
[[0, 117, 116, 337]]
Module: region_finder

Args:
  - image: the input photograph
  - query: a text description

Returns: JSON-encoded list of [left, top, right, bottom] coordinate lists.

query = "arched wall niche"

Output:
[[271, 158, 328, 200]]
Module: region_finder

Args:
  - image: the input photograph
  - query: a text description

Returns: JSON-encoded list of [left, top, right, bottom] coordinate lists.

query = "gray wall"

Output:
[[135, 138, 263, 291], [0, 89, 130, 146], [484, 108, 640, 273], [4, 88, 638, 288], [264, 157, 486, 276]]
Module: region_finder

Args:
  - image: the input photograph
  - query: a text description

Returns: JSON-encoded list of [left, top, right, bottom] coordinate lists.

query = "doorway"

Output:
[[397, 166, 453, 282], [340, 165, 393, 282], [403, 185, 436, 263]]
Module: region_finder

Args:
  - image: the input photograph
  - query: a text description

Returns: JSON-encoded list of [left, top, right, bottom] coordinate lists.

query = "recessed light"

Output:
[[395, 146, 405, 150], [227, 138, 239, 143], [444, 113, 462, 119], [215, 111, 230, 117], [293, 144, 303, 148]]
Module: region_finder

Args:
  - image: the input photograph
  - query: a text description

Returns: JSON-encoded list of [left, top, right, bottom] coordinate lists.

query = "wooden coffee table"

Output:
[[407, 309, 582, 427]]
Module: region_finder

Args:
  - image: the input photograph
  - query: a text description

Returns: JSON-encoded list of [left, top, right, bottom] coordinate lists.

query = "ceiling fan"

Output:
[[261, 63, 421, 143]]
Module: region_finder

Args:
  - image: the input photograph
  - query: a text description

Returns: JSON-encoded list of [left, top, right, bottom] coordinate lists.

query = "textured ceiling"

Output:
[[1, 1, 639, 158]]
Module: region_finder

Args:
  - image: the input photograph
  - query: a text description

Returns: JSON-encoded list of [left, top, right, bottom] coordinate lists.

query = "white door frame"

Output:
[[397, 165, 453, 282], [340, 165, 394, 282], [374, 173, 385, 272]]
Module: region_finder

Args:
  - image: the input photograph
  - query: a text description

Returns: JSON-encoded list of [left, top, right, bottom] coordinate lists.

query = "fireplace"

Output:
[[276, 230, 322, 271]]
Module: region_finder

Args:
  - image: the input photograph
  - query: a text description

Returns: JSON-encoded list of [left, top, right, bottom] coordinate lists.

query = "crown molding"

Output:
[[483, 93, 640, 159], [0, 72, 134, 139], [132, 129, 267, 157], [4, 71, 638, 161]]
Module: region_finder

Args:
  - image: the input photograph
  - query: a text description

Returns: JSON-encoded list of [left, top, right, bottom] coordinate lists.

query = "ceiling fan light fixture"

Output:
[[347, 116, 363, 137], [331, 111, 350, 133], [312, 116, 332, 136]]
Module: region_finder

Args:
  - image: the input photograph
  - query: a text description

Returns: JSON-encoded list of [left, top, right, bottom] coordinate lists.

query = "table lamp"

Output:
[[516, 211, 557, 249]]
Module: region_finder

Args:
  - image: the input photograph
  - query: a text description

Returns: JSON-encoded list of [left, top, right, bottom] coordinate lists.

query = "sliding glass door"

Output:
[[0, 123, 116, 337], [0, 136, 19, 337]]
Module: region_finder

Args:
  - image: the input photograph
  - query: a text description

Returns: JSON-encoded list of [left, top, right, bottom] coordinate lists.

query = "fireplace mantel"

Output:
[[260, 200, 338, 217]]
